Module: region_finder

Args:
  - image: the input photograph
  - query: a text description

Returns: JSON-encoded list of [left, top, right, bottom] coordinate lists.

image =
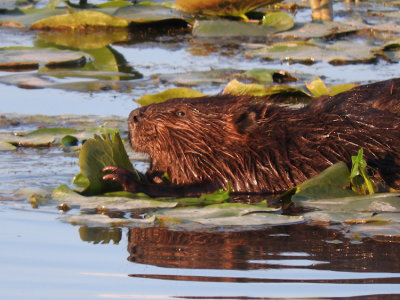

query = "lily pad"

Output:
[[30, 10, 130, 31], [261, 11, 294, 33], [174, 0, 281, 19], [60, 213, 156, 226], [153, 202, 299, 227], [251, 40, 378, 65], [192, 20, 276, 38], [114, 3, 191, 24], [0, 141, 17, 151], [136, 87, 205, 106], [275, 21, 360, 40], [52, 185, 177, 210], [76, 132, 136, 195], [223, 79, 310, 100], [0, 8, 68, 27], [36, 30, 130, 50], [0, 47, 88, 70], [305, 78, 358, 97]]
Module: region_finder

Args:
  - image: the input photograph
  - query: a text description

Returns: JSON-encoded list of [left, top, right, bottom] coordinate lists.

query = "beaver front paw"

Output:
[[102, 166, 142, 193]]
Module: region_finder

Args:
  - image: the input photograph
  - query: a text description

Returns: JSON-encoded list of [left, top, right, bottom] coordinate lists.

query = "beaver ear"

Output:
[[234, 104, 267, 134]]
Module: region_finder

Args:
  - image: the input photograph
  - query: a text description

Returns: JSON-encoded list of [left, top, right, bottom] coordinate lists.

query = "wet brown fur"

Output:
[[127, 78, 400, 194]]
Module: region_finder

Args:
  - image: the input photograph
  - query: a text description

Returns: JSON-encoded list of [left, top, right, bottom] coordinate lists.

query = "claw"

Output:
[[102, 165, 141, 193]]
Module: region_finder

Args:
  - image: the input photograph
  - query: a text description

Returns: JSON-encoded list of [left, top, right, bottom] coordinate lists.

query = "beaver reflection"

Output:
[[127, 224, 400, 273]]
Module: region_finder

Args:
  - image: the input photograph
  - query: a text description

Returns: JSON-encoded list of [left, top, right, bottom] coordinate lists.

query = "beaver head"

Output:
[[127, 95, 279, 192]]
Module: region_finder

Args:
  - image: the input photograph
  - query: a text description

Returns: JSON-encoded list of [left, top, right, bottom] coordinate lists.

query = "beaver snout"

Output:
[[129, 108, 146, 124]]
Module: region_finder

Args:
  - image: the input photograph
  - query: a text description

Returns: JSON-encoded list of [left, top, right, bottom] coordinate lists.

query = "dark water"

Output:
[[2, 0, 400, 298]]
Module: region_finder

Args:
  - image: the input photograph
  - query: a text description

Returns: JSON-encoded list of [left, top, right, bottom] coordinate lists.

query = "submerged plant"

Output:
[[174, 0, 282, 20]]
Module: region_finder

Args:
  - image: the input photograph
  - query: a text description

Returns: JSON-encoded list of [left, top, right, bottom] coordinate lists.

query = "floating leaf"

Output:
[[174, 0, 282, 19], [251, 40, 378, 65], [77, 132, 136, 195], [136, 87, 205, 106], [0, 47, 88, 71], [174, 186, 231, 206], [36, 30, 130, 50], [305, 78, 330, 97], [243, 68, 276, 83], [0, 142, 17, 151], [60, 213, 156, 226], [261, 11, 294, 33], [192, 20, 275, 38], [114, 3, 190, 24], [306, 78, 357, 97], [30, 10, 130, 31], [96, 1, 133, 8], [26, 127, 78, 137], [154, 202, 294, 227], [52, 185, 177, 210], [292, 162, 355, 202], [0, 8, 68, 27], [223, 79, 310, 100]]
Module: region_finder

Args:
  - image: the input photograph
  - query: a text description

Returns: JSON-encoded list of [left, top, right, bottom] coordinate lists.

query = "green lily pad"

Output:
[[275, 21, 360, 40], [0, 47, 88, 71], [0, 141, 17, 151], [114, 3, 190, 24], [251, 40, 378, 65], [261, 11, 294, 33], [30, 10, 130, 31], [76, 132, 136, 195], [0, 8, 68, 27], [192, 20, 276, 37], [60, 213, 156, 226], [136, 87, 205, 106], [173, 187, 231, 206], [36, 30, 130, 50], [97, 0, 133, 9], [174, 0, 281, 19], [349, 222, 400, 239], [52, 185, 177, 210], [223, 79, 310, 100], [243, 68, 277, 83], [305, 78, 358, 97], [157, 69, 241, 88]]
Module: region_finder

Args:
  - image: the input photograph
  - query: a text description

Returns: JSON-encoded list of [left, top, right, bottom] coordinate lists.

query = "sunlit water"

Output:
[[1, 1, 400, 299]]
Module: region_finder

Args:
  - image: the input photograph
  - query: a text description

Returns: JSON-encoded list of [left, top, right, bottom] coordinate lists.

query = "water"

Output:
[[1, 1, 400, 299]]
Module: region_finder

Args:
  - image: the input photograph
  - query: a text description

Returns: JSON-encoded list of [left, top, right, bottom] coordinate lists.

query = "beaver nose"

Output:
[[129, 109, 145, 124]]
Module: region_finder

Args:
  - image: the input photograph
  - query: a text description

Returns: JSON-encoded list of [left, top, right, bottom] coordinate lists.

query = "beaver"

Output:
[[103, 78, 400, 197]]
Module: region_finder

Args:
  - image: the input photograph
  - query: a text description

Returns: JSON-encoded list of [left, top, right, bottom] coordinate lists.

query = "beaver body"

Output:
[[104, 78, 400, 196]]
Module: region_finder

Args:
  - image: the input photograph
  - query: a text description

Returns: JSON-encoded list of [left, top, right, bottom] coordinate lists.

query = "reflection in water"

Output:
[[124, 224, 400, 284], [79, 226, 122, 245]]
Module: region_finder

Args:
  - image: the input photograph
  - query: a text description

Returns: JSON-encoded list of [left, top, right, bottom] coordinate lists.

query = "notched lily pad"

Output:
[[30, 10, 130, 31]]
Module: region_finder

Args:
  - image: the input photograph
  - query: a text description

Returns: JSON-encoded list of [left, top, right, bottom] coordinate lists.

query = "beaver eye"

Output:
[[176, 111, 186, 117]]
